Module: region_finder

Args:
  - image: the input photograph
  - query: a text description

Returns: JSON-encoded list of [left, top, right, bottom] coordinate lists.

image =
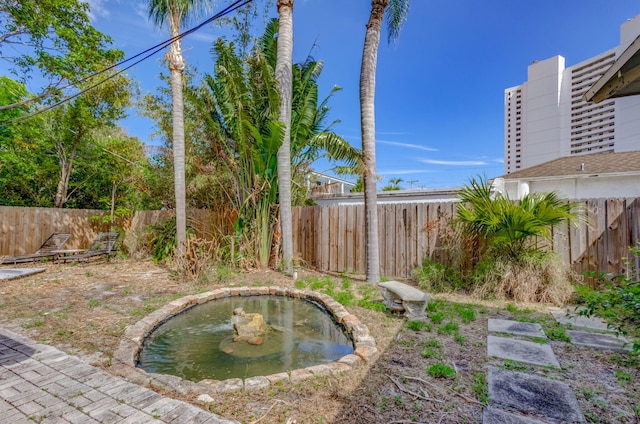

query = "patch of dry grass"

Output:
[[0, 259, 637, 423]]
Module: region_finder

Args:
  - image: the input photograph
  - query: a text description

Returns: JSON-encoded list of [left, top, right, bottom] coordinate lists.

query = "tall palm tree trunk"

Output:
[[167, 21, 187, 256], [360, 0, 388, 283], [276, 0, 294, 275]]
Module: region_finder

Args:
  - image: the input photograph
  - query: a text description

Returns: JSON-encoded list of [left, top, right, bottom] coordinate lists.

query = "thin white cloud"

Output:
[[86, 0, 110, 21], [377, 140, 438, 152], [419, 159, 488, 166], [187, 31, 218, 44], [377, 131, 409, 136], [378, 169, 436, 175]]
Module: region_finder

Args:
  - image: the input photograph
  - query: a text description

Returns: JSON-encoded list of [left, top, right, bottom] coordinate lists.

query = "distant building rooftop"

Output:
[[314, 187, 460, 206], [500, 151, 640, 180]]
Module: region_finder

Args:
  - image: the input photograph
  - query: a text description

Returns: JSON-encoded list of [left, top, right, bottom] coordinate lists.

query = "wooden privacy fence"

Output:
[[292, 202, 458, 278], [1, 199, 639, 279], [0, 206, 234, 256], [292, 198, 640, 278]]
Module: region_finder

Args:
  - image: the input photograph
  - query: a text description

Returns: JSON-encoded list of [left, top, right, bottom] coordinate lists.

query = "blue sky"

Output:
[[47, 1, 640, 187]]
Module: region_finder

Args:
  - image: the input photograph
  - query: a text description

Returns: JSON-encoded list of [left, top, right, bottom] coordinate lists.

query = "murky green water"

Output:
[[137, 296, 354, 382]]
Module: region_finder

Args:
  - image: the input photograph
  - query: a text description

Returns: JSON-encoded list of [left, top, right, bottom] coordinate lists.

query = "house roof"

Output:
[[501, 151, 640, 179], [584, 34, 640, 103]]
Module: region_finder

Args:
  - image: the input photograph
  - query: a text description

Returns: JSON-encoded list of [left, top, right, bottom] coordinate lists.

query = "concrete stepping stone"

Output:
[[488, 319, 546, 338], [566, 329, 632, 352], [483, 406, 548, 423], [0, 268, 45, 281], [550, 306, 611, 332], [488, 366, 584, 423], [488, 335, 560, 368]]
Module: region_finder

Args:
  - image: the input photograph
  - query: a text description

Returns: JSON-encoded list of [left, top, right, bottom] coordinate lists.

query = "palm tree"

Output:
[[360, 0, 410, 282], [276, 0, 294, 276], [147, 0, 211, 256]]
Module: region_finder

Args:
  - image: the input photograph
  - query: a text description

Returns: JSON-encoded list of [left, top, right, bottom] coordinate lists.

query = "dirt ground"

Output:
[[0, 258, 638, 423]]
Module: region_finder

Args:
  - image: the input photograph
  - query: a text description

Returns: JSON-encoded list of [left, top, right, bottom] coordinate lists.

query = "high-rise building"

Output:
[[504, 15, 640, 174]]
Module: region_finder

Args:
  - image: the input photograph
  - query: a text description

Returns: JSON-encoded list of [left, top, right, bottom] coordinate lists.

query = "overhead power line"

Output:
[[9, 0, 253, 122]]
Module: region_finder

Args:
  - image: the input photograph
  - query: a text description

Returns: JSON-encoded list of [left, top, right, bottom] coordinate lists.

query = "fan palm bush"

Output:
[[456, 176, 582, 260], [456, 176, 584, 303], [413, 176, 583, 304]]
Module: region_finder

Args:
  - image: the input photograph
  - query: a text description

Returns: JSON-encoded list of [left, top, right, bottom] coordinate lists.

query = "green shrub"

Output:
[[146, 217, 195, 263], [412, 258, 464, 293], [576, 243, 640, 351]]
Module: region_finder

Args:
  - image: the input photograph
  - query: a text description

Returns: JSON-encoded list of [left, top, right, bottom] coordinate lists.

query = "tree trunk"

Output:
[[276, 0, 294, 275], [167, 21, 187, 257], [360, 0, 388, 283], [54, 140, 79, 208]]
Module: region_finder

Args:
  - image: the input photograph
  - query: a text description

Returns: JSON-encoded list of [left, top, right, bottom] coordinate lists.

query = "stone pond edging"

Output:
[[111, 286, 378, 400]]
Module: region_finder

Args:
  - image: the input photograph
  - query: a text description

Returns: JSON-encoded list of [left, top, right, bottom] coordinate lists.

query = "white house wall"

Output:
[[504, 175, 640, 199]]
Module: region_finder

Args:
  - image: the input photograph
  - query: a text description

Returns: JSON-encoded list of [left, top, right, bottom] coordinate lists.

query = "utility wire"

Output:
[[10, 0, 253, 122]]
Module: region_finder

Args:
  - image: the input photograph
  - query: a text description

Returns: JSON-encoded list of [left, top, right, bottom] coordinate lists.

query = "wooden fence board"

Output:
[[355, 204, 365, 274], [345, 205, 355, 273], [383, 204, 396, 277], [329, 207, 339, 272], [606, 198, 627, 275], [416, 203, 427, 265]]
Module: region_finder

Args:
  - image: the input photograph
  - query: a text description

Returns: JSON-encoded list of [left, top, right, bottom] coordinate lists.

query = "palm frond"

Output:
[[385, 0, 410, 44]]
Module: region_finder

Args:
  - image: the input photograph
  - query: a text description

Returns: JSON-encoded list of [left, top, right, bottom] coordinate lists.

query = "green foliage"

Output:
[[0, 0, 122, 104], [331, 291, 356, 307], [407, 320, 429, 331], [152, 21, 359, 268], [428, 311, 445, 324], [471, 371, 489, 404], [437, 322, 459, 335], [359, 300, 387, 312], [412, 258, 465, 293], [423, 338, 443, 348], [545, 325, 571, 342], [382, 178, 403, 191], [454, 305, 476, 323], [576, 243, 640, 351], [146, 217, 195, 263], [426, 363, 456, 379], [22, 320, 44, 329], [0, 72, 143, 210], [457, 176, 583, 260]]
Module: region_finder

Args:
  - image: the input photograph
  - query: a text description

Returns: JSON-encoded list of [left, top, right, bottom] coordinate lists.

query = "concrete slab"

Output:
[[488, 319, 546, 338], [550, 306, 611, 332], [487, 335, 560, 368], [483, 407, 548, 424], [0, 268, 46, 281], [566, 329, 632, 352], [488, 366, 584, 423]]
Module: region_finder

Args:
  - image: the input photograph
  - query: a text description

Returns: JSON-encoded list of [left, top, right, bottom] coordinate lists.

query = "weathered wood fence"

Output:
[[1, 199, 639, 279], [292, 198, 640, 278], [0, 206, 234, 256]]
